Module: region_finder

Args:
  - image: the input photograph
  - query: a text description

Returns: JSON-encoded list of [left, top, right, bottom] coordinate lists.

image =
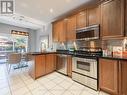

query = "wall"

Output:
[[35, 23, 53, 52], [0, 23, 36, 52]]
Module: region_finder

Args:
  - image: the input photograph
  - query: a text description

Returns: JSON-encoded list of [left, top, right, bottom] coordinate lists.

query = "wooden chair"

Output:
[[7, 53, 21, 73]]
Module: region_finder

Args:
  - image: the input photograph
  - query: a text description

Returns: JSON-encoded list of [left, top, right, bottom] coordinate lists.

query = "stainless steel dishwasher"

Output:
[[56, 54, 67, 75]]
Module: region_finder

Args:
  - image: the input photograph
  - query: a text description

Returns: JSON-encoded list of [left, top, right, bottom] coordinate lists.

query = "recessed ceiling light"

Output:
[[50, 8, 54, 13]]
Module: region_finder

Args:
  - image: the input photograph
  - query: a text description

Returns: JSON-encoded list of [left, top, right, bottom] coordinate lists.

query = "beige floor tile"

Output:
[[23, 92, 32, 95], [23, 78, 35, 85], [50, 85, 65, 90], [68, 90, 83, 95], [43, 81, 57, 89], [52, 77, 64, 84], [0, 64, 110, 95], [31, 88, 47, 95], [44, 91, 54, 95], [43, 74, 58, 80], [37, 77, 51, 84], [10, 82, 25, 91], [59, 80, 73, 89], [62, 90, 73, 95], [83, 87, 99, 95], [80, 90, 95, 95], [69, 82, 84, 90], [11, 87, 29, 95], [27, 82, 41, 90], [50, 90, 65, 95]]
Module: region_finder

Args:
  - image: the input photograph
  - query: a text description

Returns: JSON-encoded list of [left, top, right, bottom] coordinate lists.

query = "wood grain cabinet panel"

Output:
[[101, 0, 124, 38], [46, 54, 56, 74], [87, 6, 101, 26], [52, 22, 59, 42], [52, 20, 66, 42], [58, 20, 67, 42], [119, 61, 127, 95], [125, 0, 127, 36], [99, 58, 119, 95], [35, 55, 46, 78], [66, 15, 76, 41], [67, 55, 72, 77], [76, 11, 87, 29]]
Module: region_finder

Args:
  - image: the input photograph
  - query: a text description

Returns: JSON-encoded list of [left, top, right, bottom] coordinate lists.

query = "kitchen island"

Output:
[[28, 52, 56, 79]]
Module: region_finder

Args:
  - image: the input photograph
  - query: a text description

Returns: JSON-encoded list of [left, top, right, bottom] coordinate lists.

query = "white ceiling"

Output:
[[0, 0, 99, 30]]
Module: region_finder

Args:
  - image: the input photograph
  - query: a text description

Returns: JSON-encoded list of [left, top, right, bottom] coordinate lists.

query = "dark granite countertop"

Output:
[[28, 52, 57, 55], [100, 56, 127, 61], [28, 51, 127, 61]]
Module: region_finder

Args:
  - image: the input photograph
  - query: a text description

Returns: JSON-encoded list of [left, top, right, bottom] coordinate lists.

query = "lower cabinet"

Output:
[[29, 54, 56, 79], [67, 55, 72, 77], [99, 58, 127, 95], [35, 55, 46, 78], [46, 54, 56, 74], [120, 61, 127, 95], [99, 58, 119, 95]]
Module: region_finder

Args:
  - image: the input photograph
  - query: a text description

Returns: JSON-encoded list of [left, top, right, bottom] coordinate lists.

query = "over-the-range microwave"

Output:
[[76, 24, 100, 41]]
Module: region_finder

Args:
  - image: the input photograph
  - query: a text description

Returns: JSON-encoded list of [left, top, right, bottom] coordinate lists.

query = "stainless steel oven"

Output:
[[73, 57, 97, 78], [72, 57, 98, 90]]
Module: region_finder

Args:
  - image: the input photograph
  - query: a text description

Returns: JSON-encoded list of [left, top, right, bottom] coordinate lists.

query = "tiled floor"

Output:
[[0, 64, 109, 95]]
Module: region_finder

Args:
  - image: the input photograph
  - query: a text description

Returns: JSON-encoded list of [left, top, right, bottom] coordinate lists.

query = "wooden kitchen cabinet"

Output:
[[58, 20, 67, 42], [67, 55, 72, 77], [125, 0, 127, 36], [52, 20, 66, 42], [101, 0, 124, 38], [52, 22, 59, 42], [29, 54, 56, 79], [87, 5, 101, 26], [99, 58, 119, 95], [76, 11, 87, 29], [66, 15, 76, 41], [119, 61, 127, 95], [35, 55, 46, 78], [46, 54, 56, 74]]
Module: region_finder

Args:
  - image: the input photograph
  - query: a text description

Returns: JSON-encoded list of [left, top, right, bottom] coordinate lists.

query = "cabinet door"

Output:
[[87, 6, 101, 26], [52, 22, 59, 42], [76, 11, 87, 29], [46, 54, 56, 74], [125, 0, 127, 36], [120, 61, 127, 95], [99, 58, 119, 95], [58, 20, 67, 42], [35, 55, 46, 78], [101, 0, 124, 38], [67, 55, 72, 77], [66, 15, 76, 41]]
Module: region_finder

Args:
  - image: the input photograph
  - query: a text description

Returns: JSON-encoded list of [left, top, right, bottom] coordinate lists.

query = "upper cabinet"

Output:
[[66, 15, 77, 41], [76, 6, 101, 29], [101, 0, 124, 38], [87, 6, 101, 26], [76, 11, 87, 29], [52, 22, 59, 42], [52, 20, 66, 42], [57, 20, 67, 42]]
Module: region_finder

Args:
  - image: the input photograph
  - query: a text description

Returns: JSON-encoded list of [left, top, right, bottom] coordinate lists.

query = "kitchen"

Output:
[[29, 0, 127, 95], [0, 0, 127, 95]]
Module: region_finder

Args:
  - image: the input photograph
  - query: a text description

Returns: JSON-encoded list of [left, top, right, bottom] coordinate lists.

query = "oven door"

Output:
[[72, 57, 97, 79]]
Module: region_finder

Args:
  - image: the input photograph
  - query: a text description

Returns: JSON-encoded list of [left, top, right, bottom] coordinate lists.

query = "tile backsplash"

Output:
[[53, 38, 127, 52]]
